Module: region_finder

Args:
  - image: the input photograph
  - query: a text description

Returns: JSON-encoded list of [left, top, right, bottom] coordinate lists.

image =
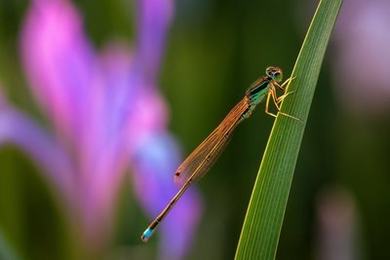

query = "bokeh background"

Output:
[[1, 0, 389, 259]]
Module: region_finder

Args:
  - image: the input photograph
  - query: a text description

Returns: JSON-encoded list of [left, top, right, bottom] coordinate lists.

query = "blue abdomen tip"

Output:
[[141, 228, 154, 242]]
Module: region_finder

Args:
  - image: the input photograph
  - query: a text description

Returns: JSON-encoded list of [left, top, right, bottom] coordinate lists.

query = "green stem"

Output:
[[235, 0, 343, 259]]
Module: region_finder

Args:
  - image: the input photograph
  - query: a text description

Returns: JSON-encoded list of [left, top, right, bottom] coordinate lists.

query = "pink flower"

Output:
[[332, 0, 390, 115], [0, 0, 201, 258]]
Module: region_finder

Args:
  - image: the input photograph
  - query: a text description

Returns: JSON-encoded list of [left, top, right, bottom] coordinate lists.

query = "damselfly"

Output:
[[141, 66, 295, 242]]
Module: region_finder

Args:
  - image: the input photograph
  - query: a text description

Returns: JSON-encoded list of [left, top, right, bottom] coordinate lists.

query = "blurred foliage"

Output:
[[0, 0, 390, 259]]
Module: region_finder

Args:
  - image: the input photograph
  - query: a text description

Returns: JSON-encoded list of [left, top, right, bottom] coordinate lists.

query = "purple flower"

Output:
[[332, 0, 390, 115], [315, 187, 361, 260], [0, 0, 201, 258]]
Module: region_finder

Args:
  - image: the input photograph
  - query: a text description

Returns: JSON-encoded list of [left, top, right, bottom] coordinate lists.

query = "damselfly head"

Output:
[[266, 66, 283, 83]]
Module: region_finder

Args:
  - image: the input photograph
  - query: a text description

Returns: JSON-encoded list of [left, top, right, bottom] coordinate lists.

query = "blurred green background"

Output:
[[1, 0, 389, 259]]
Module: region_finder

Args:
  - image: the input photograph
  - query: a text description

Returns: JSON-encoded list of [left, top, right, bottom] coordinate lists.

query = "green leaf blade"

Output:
[[235, 0, 343, 259]]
